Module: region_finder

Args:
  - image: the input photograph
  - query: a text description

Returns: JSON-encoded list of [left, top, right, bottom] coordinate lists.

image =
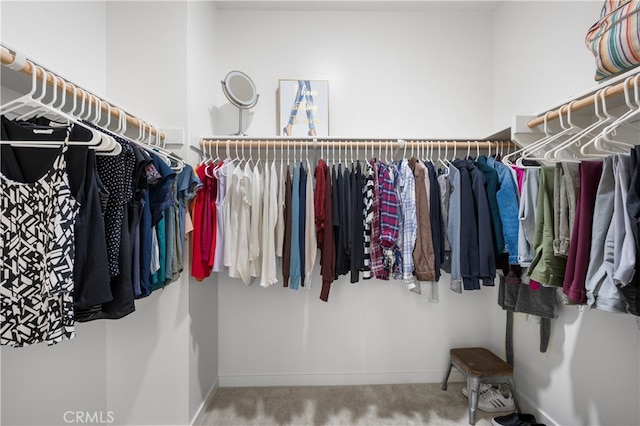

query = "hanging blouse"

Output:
[[249, 165, 263, 278], [1, 143, 79, 346], [260, 161, 278, 288], [362, 161, 374, 279], [304, 158, 317, 286], [225, 163, 243, 279], [213, 162, 229, 272]]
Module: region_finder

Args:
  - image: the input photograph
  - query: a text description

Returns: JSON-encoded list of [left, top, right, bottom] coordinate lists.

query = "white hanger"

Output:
[[1, 68, 112, 151], [503, 111, 555, 165], [542, 100, 591, 162], [517, 104, 580, 165], [579, 88, 630, 156], [597, 74, 640, 150]]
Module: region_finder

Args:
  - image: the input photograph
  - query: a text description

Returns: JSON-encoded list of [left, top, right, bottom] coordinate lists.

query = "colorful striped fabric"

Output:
[[586, 0, 640, 81]]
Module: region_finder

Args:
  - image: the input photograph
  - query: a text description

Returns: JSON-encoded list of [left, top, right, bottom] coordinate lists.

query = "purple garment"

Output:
[[563, 161, 603, 304]]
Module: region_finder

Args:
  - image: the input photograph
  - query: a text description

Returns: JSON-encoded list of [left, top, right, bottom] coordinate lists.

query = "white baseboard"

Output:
[[517, 389, 556, 426], [219, 370, 465, 388], [190, 376, 220, 426]]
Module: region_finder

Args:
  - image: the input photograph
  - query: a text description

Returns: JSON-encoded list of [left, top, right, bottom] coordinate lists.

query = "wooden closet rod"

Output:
[[527, 71, 640, 129], [1, 45, 165, 140], [200, 138, 515, 150]]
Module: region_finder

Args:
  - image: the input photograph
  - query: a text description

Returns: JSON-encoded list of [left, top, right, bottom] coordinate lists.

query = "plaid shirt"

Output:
[[397, 159, 417, 288], [369, 159, 385, 280], [377, 162, 399, 280]]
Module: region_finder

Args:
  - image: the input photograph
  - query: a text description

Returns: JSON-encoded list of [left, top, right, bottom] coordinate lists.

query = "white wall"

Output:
[[213, 7, 499, 388], [492, 2, 640, 426], [3, 2, 639, 426], [211, 9, 496, 139], [0, 2, 109, 425], [186, 0, 220, 422], [492, 0, 603, 131], [1, 2, 219, 425], [104, 2, 191, 425]]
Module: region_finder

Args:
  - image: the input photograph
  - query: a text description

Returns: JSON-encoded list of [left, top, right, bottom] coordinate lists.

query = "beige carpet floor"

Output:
[[197, 382, 512, 425]]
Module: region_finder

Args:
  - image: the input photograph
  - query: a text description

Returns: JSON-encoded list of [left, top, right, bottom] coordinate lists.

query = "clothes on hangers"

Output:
[[0, 142, 78, 346], [1, 114, 194, 345]]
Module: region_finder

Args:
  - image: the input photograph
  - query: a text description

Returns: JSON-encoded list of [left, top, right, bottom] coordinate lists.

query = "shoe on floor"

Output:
[[491, 412, 538, 426], [463, 386, 515, 413], [461, 384, 499, 398]]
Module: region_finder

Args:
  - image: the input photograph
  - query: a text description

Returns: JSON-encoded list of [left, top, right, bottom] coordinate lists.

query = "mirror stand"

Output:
[[221, 70, 259, 136], [233, 107, 247, 136]]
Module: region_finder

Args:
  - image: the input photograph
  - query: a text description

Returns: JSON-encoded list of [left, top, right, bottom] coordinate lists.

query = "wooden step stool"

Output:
[[441, 347, 522, 425]]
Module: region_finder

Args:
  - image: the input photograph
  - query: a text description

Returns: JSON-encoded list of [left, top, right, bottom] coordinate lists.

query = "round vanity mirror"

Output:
[[222, 71, 258, 108], [221, 71, 259, 135]]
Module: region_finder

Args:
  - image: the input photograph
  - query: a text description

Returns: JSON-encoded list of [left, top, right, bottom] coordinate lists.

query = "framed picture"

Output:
[[278, 79, 329, 137]]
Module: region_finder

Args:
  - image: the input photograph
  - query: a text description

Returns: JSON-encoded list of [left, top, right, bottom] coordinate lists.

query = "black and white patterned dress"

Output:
[[0, 143, 79, 346]]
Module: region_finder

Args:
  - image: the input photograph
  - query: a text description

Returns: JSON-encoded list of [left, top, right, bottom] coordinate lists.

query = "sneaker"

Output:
[[492, 412, 538, 426], [463, 386, 515, 413], [461, 384, 499, 398]]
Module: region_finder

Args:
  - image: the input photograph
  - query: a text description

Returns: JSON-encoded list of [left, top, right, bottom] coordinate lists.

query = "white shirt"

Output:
[[249, 164, 263, 277], [304, 159, 317, 287]]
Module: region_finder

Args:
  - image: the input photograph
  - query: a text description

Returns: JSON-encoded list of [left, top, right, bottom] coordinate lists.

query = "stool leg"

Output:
[[441, 359, 453, 390], [467, 377, 481, 425], [507, 377, 522, 413]]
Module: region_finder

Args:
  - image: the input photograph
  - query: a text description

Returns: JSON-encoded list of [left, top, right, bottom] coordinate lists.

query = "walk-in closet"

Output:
[[1, 2, 639, 426]]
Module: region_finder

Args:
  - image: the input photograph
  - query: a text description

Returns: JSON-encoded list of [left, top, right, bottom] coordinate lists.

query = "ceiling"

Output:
[[214, 1, 504, 12]]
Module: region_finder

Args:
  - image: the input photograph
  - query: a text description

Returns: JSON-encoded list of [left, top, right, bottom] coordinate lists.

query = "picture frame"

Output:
[[278, 79, 329, 137]]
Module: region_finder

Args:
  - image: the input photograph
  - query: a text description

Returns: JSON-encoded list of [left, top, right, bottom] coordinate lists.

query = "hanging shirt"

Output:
[[476, 156, 503, 261], [282, 166, 293, 287], [622, 147, 640, 316], [260, 162, 277, 287], [447, 163, 462, 293], [396, 159, 417, 289], [426, 161, 444, 281], [362, 161, 374, 279], [249, 165, 263, 277], [488, 156, 520, 265], [563, 161, 603, 303], [350, 160, 364, 284], [290, 164, 302, 289], [1, 143, 79, 346], [334, 164, 346, 277], [234, 162, 253, 285], [452, 159, 479, 290], [206, 164, 219, 270], [304, 158, 318, 287], [410, 158, 435, 282], [177, 164, 201, 272], [299, 162, 307, 287], [213, 161, 228, 272], [529, 166, 567, 288], [224, 163, 243, 278], [275, 162, 286, 257], [314, 159, 327, 248], [191, 164, 210, 281], [585, 156, 623, 312], [613, 154, 636, 289], [342, 165, 353, 278], [319, 164, 335, 302], [517, 169, 539, 267], [369, 159, 385, 279], [201, 164, 216, 265]]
